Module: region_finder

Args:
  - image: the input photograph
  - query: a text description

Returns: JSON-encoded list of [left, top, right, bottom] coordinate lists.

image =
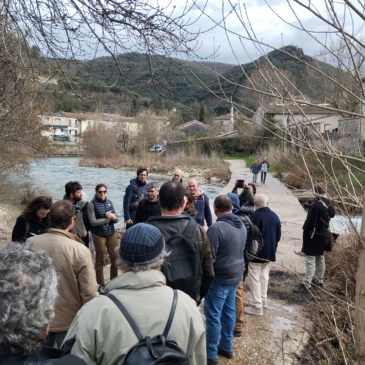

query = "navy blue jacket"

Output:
[[123, 178, 147, 221], [193, 192, 212, 227], [89, 196, 117, 237], [251, 207, 281, 262]]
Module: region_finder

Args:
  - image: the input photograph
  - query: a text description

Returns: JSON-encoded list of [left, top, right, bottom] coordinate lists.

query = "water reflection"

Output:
[[7, 157, 223, 228]]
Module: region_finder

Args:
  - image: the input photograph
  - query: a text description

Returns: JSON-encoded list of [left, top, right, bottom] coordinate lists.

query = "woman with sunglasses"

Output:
[[88, 183, 118, 286]]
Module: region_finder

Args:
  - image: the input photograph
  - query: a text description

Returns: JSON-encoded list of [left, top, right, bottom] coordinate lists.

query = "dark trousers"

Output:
[[261, 171, 267, 183]]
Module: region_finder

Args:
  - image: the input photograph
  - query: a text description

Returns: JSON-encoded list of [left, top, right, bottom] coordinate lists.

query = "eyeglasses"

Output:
[[98, 190, 107, 194]]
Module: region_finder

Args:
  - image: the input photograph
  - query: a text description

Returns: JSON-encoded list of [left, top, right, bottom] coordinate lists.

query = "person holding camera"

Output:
[[88, 183, 119, 286], [232, 180, 256, 208]]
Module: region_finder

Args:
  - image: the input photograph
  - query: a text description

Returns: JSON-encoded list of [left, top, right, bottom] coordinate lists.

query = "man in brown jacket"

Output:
[[26, 200, 97, 348], [147, 181, 214, 303]]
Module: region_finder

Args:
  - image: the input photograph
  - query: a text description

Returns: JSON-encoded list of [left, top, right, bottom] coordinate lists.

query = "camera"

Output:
[[236, 179, 245, 188]]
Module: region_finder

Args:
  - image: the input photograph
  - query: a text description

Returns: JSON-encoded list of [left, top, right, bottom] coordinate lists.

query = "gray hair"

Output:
[[146, 181, 159, 190], [0, 243, 58, 355], [117, 249, 167, 273]]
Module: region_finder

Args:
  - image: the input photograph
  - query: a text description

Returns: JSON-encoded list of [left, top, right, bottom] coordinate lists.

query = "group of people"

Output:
[[250, 158, 270, 184], [3, 165, 335, 365]]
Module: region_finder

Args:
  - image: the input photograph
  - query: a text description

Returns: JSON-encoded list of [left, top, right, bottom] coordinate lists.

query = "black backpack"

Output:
[[81, 202, 92, 232], [244, 216, 267, 262], [160, 217, 202, 303], [107, 290, 189, 365]]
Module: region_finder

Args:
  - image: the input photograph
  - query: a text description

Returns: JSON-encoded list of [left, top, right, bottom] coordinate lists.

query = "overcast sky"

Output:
[[167, 0, 364, 65]]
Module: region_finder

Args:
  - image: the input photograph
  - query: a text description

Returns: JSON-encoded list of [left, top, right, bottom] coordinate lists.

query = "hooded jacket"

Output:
[[207, 213, 246, 285]]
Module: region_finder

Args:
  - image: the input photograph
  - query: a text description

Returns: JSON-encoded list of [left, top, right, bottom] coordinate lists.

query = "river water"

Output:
[[7, 157, 223, 228]]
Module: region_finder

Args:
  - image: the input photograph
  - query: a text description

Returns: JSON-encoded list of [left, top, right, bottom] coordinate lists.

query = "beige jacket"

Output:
[[64, 270, 206, 365], [26, 229, 97, 331]]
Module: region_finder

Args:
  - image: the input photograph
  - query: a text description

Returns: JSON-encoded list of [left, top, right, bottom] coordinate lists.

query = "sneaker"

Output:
[[207, 359, 218, 365], [218, 348, 233, 359], [233, 330, 242, 337], [244, 306, 263, 316], [292, 284, 310, 293]]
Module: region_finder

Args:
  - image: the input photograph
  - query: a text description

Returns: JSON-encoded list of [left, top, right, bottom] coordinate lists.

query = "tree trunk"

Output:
[[355, 188, 365, 364]]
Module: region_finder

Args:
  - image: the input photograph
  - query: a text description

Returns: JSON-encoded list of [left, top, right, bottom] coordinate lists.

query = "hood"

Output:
[[227, 193, 240, 214], [217, 213, 243, 228]]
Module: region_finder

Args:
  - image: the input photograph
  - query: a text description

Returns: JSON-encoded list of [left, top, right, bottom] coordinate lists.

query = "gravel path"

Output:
[[213, 160, 311, 365]]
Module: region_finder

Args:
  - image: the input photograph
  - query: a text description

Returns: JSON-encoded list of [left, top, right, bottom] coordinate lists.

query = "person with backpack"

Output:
[[245, 194, 281, 316], [147, 181, 214, 304], [63, 181, 89, 247], [63, 223, 207, 365], [205, 195, 246, 365]]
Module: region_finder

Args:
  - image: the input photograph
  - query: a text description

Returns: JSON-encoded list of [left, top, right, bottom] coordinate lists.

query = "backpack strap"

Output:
[[106, 293, 144, 341], [181, 216, 196, 240], [162, 290, 178, 337], [105, 290, 178, 340]]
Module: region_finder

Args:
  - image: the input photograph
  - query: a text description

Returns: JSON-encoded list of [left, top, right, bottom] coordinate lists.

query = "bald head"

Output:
[[172, 169, 184, 182], [188, 178, 200, 196], [254, 194, 269, 209]]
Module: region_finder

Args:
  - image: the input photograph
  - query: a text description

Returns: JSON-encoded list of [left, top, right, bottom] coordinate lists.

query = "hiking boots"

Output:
[[207, 359, 218, 365], [293, 284, 310, 293], [244, 306, 263, 316]]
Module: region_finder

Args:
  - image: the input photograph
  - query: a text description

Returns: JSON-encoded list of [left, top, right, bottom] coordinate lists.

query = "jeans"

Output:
[[246, 262, 271, 308], [93, 232, 119, 285], [304, 255, 325, 287], [204, 281, 238, 360], [252, 173, 258, 183]]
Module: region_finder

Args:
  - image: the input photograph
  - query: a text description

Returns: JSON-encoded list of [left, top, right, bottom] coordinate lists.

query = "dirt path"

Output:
[[214, 160, 311, 365]]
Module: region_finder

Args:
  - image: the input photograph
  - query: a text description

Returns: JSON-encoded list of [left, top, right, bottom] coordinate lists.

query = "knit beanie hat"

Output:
[[227, 193, 240, 214], [120, 223, 165, 265]]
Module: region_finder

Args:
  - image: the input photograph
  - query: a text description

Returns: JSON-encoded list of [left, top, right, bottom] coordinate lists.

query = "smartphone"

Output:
[[236, 179, 245, 188]]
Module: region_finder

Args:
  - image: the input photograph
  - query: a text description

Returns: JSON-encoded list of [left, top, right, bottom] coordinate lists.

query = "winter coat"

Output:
[[11, 215, 50, 243], [251, 207, 281, 262], [63, 271, 207, 365], [134, 198, 161, 224], [192, 190, 212, 227], [231, 186, 255, 207], [207, 213, 246, 285], [26, 229, 97, 332], [250, 163, 261, 174], [123, 178, 147, 221], [147, 214, 214, 300], [88, 196, 118, 237], [302, 196, 335, 256], [260, 160, 270, 172]]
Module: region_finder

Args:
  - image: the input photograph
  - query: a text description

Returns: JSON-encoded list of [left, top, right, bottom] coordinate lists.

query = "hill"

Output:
[[38, 47, 345, 118]]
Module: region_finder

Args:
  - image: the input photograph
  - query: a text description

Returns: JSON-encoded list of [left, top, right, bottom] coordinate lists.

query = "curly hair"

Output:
[[22, 196, 53, 221], [0, 243, 58, 355]]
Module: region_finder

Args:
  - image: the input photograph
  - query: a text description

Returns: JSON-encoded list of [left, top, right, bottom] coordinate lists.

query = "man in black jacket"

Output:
[[134, 182, 161, 224], [293, 185, 335, 293]]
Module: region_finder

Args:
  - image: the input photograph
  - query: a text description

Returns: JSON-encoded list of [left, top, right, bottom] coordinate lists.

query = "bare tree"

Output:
[[0, 24, 48, 178], [189, 1, 365, 363]]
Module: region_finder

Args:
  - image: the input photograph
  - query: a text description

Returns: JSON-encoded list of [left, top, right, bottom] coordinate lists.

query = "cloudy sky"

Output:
[[167, 0, 364, 65]]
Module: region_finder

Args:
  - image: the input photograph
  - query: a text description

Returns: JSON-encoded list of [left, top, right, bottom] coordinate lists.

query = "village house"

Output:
[[174, 119, 210, 140]]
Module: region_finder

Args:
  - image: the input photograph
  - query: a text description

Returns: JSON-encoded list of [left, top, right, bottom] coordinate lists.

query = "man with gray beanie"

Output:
[[63, 223, 206, 365]]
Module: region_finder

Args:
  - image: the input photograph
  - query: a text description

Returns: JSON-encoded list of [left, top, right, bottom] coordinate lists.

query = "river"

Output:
[[7, 157, 223, 228]]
